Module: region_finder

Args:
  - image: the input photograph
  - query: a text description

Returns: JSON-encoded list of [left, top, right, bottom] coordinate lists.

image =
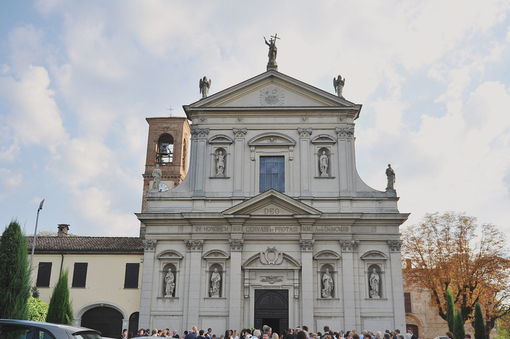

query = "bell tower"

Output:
[[141, 117, 191, 214]]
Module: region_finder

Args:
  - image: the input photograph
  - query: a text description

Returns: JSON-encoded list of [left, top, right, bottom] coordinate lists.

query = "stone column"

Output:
[[139, 239, 157, 328], [232, 128, 247, 196], [190, 127, 209, 196], [335, 126, 355, 193], [388, 240, 406, 330], [228, 238, 244, 331], [340, 239, 359, 331], [184, 239, 204, 329], [297, 128, 312, 196], [299, 238, 314, 327]]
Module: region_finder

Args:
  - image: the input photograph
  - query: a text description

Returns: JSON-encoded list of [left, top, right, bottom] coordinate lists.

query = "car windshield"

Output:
[[72, 332, 102, 339]]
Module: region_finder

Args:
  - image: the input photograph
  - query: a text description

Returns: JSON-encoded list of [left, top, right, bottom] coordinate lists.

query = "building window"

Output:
[[124, 263, 140, 289], [404, 292, 412, 313], [157, 134, 174, 163], [36, 262, 52, 287], [72, 263, 88, 288], [259, 156, 284, 192]]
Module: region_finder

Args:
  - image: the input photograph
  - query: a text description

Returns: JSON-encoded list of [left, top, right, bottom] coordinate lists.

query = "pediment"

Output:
[[242, 248, 301, 269], [208, 134, 233, 144], [248, 132, 296, 147], [360, 250, 388, 260], [157, 250, 183, 260], [203, 249, 230, 259], [185, 71, 360, 110], [222, 189, 321, 216], [314, 250, 341, 260]]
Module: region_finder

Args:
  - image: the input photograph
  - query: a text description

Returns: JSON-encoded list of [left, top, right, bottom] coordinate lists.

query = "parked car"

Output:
[[0, 319, 102, 339]]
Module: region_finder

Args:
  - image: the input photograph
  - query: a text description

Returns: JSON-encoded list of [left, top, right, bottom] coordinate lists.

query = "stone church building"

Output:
[[136, 56, 409, 334]]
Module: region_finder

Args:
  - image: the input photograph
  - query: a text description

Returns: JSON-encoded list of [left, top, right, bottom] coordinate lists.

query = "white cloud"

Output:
[[0, 66, 68, 150], [0, 168, 23, 201]]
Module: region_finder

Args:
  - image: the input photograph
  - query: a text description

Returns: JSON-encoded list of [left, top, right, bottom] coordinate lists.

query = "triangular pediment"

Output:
[[185, 71, 360, 110], [222, 189, 321, 216]]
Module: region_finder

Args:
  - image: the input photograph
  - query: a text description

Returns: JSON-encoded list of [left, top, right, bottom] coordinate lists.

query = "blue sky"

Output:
[[1, 1, 509, 238]]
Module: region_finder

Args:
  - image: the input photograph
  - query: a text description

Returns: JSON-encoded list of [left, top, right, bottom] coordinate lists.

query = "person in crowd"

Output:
[[197, 330, 207, 339], [446, 332, 453, 339]]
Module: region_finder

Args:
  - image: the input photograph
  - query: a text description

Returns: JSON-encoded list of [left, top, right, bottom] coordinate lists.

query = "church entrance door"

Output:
[[254, 289, 288, 335]]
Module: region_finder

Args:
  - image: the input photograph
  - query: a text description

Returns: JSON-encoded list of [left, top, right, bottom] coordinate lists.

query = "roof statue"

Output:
[[199, 76, 212, 99], [264, 33, 280, 71], [333, 75, 345, 98]]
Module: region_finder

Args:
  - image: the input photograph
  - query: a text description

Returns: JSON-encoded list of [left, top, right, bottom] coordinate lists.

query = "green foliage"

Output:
[[31, 286, 40, 298], [474, 303, 486, 339], [46, 269, 73, 324], [454, 308, 465, 339], [0, 220, 30, 319], [27, 297, 49, 322], [447, 288, 455, 332]]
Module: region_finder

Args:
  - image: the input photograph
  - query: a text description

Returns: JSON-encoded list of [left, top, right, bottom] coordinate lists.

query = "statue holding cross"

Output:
[[264, 33, 280, 68]]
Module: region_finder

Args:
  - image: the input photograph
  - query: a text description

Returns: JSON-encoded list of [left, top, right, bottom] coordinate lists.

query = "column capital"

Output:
[[142, 239, 157, 252], [335, 126, 354, 139], [340, 239, 359, 252], [388, 240, 403, 252], [297, 127, 313, 138], [233, 128, 248, 138], [190, 126, 210, 138], [299, 239, 315, 252], [185, 239, 204, 252], [229, 238, 244, 252]]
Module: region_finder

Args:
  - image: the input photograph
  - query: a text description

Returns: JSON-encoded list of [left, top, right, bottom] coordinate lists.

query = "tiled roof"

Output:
[[24, 236, 144, 254]]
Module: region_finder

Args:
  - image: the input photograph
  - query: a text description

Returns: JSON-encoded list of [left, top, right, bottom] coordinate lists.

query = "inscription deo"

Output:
[[264, 208, 280, 215]]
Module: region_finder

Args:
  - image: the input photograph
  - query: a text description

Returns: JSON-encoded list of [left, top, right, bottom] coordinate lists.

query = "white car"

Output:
[[0, 319, 103, 339]]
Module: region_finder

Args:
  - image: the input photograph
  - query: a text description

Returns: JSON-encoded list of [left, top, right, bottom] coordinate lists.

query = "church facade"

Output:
[[137, 61, 409, 334]]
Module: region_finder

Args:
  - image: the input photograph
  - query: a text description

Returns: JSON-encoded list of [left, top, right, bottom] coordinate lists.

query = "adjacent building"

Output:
[[28, 224, 143, 337]]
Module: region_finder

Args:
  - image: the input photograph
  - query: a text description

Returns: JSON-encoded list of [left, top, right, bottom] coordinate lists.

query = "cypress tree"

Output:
[[0, 220, 30, 319], [454, 308, 465, 339], [474, 303, 486, 339], [446, 287, 455, 332], [46, 269, 74, 324]]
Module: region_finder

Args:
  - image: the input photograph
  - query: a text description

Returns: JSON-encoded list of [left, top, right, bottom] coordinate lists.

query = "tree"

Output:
[[474, 303, 486, 339], [402, 212, 510, 336], [46, 269, 73, 324], [447, 287, 455, 332], [0, 220, 30, 319], [454, 309, 465, 339], [27, 297, 49, 322]]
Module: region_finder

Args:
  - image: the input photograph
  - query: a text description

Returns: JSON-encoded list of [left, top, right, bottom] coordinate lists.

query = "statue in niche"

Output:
[[199, 76, 212, 99], [319, 151, 329, 177], [164, 269, 175, 297], [386, 164, 395, 190], [321, 268, 334, 298], [209, 268, 221, 297], [215, 150, 225, 176], [333, 75, 345, 98], [369, 268, 380, 298], [152, 164, 162, 191], [264, 34, 279, 66]]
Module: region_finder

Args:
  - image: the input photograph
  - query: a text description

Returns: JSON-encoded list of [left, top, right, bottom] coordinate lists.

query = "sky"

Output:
[[0, 0, 509, 239]]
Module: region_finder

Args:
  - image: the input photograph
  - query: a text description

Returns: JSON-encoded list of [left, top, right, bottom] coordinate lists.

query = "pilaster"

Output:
[[233, 128, 247, 196], [298, 128, 312, 195], [299, 238, 314, 328], [184, 239, 204, 329], [340, 239, 359, 330], [388, 240, 406, 330], [139, 239, 157, 328], [228, 238, 244, 330], [190, 127, 209, 195], [335, 126, 355, 192]]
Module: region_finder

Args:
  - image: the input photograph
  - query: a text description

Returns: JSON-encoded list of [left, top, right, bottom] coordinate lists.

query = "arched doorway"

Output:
[[254, 290, 288, 335], [81, 306, 123, 338], [129, 312, 139, 336]]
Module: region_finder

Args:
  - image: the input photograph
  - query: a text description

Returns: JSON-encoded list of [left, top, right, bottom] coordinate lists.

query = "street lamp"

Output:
[[29, 199, 45, 272]]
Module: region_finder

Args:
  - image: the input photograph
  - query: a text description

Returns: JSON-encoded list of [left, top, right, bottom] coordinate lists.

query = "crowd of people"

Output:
[[121, 325, 432, 339]]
